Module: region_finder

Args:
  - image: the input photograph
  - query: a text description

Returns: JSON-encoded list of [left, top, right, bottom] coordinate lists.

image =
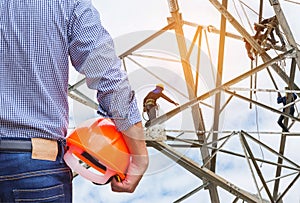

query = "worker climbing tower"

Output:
[[68, 0, 300, 202]]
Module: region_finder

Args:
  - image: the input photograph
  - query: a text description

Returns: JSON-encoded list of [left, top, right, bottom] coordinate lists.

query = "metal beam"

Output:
[[276, 172, 300, 203], [68, 85, 98, 110], [211, 0, 227, 172], [183, 21, 243, 40], [269, 0, 300, 71], [167, 1, 219, 201], [208, 0, 300, 94], [118, 23, 175, 59], [194, 26, 203, 95], [273, 58, 297, 199], [223, 90, 300, 123], [168, 142, 300, 171], [145, 49, 293, 127], [208, 0, 263, 54], [174, 183, 209, 203], [240, 132, 274, 202], [68, 78, 86, 91], [147, 141, 262, 203], [242, 131, 300, 168]]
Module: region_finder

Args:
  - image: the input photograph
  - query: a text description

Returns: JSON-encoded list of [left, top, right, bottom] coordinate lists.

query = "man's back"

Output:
[[0, 0, 113, 140], [0, 0, 72, 139]]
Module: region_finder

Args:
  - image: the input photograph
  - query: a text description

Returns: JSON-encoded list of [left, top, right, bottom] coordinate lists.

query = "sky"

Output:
[[70, 1, 300, 202]]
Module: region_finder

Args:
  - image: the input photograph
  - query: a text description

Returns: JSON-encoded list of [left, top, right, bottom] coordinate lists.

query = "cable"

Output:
[[283, 0, 300, 5], [232, 0, 245, 28], [254, 93, 265, 167], [238, 0, 255, 34], [239, 0, 259, 16], [142, 111, 149, 122]]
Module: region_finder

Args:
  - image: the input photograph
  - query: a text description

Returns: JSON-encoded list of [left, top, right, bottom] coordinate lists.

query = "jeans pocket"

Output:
[[13, 184, 65, 203]]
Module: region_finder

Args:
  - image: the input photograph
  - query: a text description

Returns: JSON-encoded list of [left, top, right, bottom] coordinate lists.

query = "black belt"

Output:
[[0, 139, 32, 152]]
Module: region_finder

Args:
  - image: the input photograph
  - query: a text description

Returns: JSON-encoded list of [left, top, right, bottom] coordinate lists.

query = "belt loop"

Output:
[[58, 140, 66, 163]]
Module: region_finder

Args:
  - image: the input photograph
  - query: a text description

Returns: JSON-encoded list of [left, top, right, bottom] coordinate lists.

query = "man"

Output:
[[143, 84, 179, 124], [254, 15, 285, 47], [277, 88, 297, 132], [0, 1, 148, 202], [244, 22, 272, 61]]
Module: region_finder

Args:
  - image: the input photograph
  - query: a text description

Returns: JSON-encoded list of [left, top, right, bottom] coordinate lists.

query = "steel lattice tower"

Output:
[[69, 1, 300, 202]]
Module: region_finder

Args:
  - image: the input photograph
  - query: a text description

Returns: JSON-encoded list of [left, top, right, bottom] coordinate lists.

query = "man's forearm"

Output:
[[121, 122, 149, 171], [110, 122, 148, 193]]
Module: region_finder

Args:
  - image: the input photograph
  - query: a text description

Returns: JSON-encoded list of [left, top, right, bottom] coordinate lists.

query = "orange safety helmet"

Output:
[[63, 117, 130, 184]]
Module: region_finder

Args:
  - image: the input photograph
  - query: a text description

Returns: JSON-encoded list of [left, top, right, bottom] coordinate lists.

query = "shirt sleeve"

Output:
[[68, 0, 141, 131], [161, 93, 175, 104]]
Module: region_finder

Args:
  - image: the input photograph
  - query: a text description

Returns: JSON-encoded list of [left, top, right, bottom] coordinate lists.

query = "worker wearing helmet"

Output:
[[143, 84, 179, 124]]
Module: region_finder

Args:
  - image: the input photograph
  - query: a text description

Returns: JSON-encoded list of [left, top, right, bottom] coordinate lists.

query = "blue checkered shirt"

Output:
[[0, 0, 141, 140]]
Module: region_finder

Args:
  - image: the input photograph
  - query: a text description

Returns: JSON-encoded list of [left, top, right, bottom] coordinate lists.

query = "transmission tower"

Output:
[[68, 0, 300, 202]]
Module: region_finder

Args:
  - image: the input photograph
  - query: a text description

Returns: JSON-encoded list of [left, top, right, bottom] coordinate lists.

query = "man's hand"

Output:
[[111, 122, 149, 193], [111, 161, 145, 193]]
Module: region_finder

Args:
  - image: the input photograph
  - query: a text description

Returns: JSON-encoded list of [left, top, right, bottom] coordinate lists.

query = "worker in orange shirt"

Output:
[[143, 84, 179, 125]]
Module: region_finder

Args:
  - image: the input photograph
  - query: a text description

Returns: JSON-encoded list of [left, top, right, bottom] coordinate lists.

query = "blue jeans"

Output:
[[277, 108, 295, 132], [0, 143, 73, 202]]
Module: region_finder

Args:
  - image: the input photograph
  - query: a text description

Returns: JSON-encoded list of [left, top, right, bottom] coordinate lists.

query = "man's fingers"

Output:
[[111, 177, 138, 193]]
